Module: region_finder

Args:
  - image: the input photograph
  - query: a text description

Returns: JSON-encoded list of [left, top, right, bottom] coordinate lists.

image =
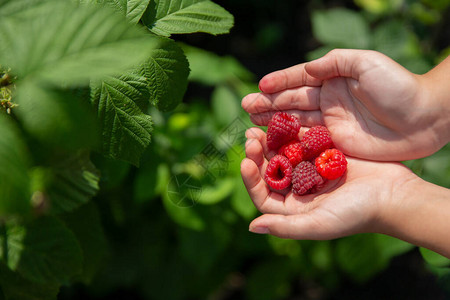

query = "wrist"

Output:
[[374, 172, 450, 258], [418, 58, 450, 147]]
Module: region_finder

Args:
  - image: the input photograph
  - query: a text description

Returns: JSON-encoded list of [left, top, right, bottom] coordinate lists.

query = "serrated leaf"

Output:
[[110, 0, 151, 23], [2, 217, 83, 284], [60, 202, 109, 284], [0, 114, 31, 217], [46, 153, 100, 214], [84, 0, 150, 24], [140, 37, 189, 111], [0, 263, 59, 300], [0, 0, 158, 85], [143, 0, 234, 37], [311, 8, 370, 48], [90, 73, 153, 166], [14, 80, 99, 150]]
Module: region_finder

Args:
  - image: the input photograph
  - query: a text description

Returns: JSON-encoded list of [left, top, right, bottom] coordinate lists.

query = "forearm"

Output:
[[377, 176, 450, 258]]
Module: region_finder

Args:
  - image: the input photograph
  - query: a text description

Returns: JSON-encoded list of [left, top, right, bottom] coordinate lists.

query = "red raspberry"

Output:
[[278, 141, 305, 168], [264, 155, 293, 190], [292, 161, 324, 195], [315, 149, 347, 180], [266, 112, 301, 150], [300, 126, 333, 160]]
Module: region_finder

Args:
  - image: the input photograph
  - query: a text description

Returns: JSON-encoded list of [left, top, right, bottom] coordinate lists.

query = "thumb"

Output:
[[305, 49, 370, 80], [249, 213, 342, 240]]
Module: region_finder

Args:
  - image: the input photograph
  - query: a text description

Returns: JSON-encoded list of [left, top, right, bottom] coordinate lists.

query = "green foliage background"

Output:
[[0, 0, 449, 299]]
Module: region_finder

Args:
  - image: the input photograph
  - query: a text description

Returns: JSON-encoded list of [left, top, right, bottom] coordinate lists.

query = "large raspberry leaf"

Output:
[[0, 0, 157, 85], [90, 73, 152, 166], [142, 0, 234, 37], [83, 0, 150, 24], [139, 37, 190, 112]]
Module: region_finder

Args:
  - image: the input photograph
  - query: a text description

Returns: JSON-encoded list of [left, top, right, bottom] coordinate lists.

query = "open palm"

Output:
[[241, 128, 417, 239], [242, 50, 444, 161]]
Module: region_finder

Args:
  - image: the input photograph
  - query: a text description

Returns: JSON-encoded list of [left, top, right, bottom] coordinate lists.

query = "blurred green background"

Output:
[[59, 0, 450, 299]]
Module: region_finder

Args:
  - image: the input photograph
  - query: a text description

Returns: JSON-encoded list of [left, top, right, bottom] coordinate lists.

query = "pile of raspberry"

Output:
[[264, 112, 347, 195]]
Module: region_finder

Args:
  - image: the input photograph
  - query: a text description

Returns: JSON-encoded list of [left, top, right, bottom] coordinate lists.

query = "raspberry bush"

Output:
[[0, 0, 233, 298]]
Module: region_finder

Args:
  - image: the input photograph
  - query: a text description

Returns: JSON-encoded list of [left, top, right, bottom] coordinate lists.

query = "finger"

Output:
[[240, 158, 271, 208], [249, 110, 323, 128], [245, 127, 275, 159], [245, 138, 267, 174], [241, 86, 321, 114], [249, 213, 342, 240], [258, 63, 323, 94], [305, 49, 376, 80]]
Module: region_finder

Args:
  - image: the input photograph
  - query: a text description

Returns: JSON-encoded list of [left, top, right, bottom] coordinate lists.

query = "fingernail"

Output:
[[249, 226, 269, 234]]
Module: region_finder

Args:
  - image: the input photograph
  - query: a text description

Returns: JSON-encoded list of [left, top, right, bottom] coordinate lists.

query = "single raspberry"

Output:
[[300, 126, 334, 160], [264, 155, 293, 190], [292, 161, 324, 195], [278, 141, 305, 168], [315, 149, 347, 180], [266, 112, 301, 150]]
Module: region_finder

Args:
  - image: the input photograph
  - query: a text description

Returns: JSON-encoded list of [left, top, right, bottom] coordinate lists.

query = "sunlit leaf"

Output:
[[311, 8, 370, 48], [0, 0, 157, 85], [143, 0, 234, 37]]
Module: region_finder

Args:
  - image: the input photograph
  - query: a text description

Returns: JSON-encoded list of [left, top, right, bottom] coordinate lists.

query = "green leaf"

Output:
[[143, 0, 234, 37], [0, 114, 31, 217], [46, 153, 100, 214], [211, 85, 241, 126], [162, 172, 205, 230], [420, 248, 450, 267], [140, 37, 190, 111], [1, 217, 83, 284], [196, 177, 235, 205], [336, 234, 388, 282], [86, 0, 150, 24], [373, 20, 419, 61], [0, 263, 59, 300], [311, 8, 370, 48], [0, 0, 158, 85], [90, 73, 153, 166], [231, 178, 257, 220], [60, 202, 109, 284], [14, 80, 99, 150], [181, 44, 254, 85]]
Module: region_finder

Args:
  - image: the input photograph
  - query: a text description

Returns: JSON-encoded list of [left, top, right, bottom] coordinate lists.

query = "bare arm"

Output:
[[376, 176, 450, 258]]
